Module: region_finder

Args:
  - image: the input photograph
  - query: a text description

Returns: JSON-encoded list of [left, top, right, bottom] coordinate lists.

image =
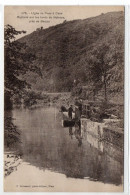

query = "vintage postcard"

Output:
[[4, 6, 124, 192]]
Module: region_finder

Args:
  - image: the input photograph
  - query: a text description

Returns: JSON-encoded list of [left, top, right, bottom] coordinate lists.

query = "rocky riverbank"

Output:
[[4, 153, 22, 177]]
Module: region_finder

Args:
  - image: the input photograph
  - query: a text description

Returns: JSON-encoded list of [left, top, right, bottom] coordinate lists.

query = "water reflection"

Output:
[[69, 127, 73, 139], [70, 123, 83, 147], [11, 107, 123, 186]]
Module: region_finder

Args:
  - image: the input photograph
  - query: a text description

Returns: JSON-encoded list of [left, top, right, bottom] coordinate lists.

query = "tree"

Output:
[[4, 24, 41, 108], [88, 43, 116, 102]]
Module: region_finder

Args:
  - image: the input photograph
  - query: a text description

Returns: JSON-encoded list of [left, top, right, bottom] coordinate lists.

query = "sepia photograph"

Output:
[[4, 5, 124, 192]]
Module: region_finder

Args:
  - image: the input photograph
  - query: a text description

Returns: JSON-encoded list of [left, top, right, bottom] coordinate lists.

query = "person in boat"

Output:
[[68, 105, 73, 120], [61, 105, 67, 112]]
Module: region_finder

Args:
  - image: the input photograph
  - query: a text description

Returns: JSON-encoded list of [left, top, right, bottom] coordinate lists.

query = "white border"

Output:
[[128, 4, 130, 195], [0, 1, 129, 195], [1, 0, 130, 6]]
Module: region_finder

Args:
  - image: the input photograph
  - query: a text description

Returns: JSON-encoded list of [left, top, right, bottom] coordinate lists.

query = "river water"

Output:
[[4, 106, 123, 192]]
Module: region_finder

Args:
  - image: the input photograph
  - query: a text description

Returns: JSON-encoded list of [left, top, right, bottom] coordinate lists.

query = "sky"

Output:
[[5, 6, 124, 38]]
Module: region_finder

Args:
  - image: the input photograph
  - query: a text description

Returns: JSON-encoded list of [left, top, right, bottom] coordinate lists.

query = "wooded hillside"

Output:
[[19, 11, 124, 104]]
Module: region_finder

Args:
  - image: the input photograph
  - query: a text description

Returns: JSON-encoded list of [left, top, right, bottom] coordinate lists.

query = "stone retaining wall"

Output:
[[81, 118, 124, 148]]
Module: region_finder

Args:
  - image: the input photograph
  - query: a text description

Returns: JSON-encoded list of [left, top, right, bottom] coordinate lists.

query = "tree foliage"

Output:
[[4, 25, 41, 102]]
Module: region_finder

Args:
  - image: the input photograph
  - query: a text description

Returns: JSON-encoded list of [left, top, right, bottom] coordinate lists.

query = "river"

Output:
[[4, 106, 123, 192]]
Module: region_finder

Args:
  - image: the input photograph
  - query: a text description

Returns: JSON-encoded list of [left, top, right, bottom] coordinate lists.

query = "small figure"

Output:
[[68, 105, 73, 120], [75, 99, 83, 119], [61, 105, 67, 112]]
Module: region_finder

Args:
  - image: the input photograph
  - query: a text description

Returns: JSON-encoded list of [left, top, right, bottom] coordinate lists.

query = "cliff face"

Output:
[[20, 11, 124, 104]]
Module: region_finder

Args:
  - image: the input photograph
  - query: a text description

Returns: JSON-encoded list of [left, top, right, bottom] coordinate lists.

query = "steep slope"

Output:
[[19, 11, 124, 103]]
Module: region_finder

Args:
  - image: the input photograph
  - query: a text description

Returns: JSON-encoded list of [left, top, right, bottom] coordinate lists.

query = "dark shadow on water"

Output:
[[4, 110, 22, 154]]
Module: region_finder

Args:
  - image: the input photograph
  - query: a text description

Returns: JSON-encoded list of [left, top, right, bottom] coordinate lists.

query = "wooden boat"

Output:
[[62, 119, 75, 127]]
